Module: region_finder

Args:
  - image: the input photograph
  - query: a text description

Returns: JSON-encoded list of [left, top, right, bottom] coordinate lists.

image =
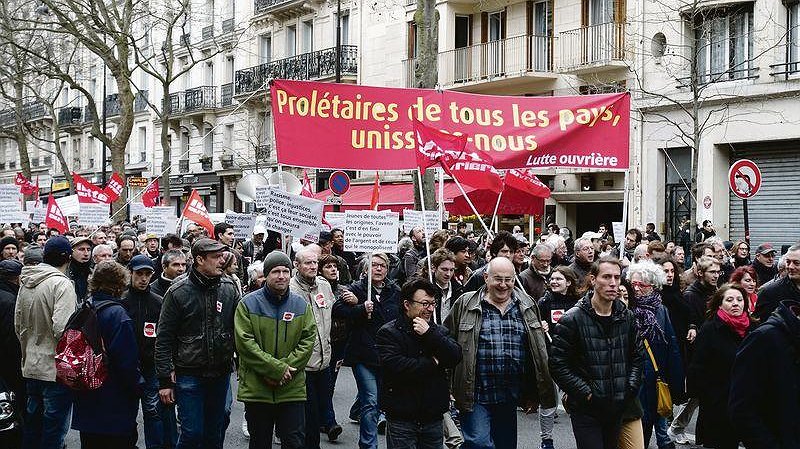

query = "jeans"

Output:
[[460, 402, 518, 449], [386, 419, 444, 449], [162, 403, 178, 449], [305, 368, 333, 448], [222, 377, 233, 440], [142, 369, 165, 449], [80, 429, 138, 449], [174, 374, 230, 449], [353, 364, 381, 449], [244, 401, 305, 449], [21, 379, 72, 449], [569, 412, 622, 449]]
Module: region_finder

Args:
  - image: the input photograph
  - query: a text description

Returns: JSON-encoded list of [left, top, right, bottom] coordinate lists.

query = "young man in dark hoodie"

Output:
[[68, 237, 93, 303]]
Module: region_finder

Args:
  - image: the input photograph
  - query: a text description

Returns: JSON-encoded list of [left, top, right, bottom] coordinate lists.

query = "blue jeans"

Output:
[[174, 374, 231, 449], [460, 402, 518, 449], [21, 378, 72, 449], [386, 419, 443, 449], [353, 364, 381, 449], [142, 369, 165, 449]]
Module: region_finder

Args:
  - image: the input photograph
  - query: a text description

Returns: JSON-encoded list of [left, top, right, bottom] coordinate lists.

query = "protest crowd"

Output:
[[0, 208, 798, 449]]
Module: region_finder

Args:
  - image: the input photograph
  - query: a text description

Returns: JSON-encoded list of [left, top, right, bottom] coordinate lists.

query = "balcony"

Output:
[[0, 109, 14, 127], [105, 94, 121, 118], [168, 92, 184, 115], [403, 34, 557, 92], [254, 0, 313, 16], [134, 90, 149, 112], [235, 45, 358, 95], [179, 159, 190, 173], [558, 22, 626, 73], [180, 34, 191, 46], [58, 107, 82, 126], [770, 60, 800, 78], [83, 105, 96, 123], [202, 25, 214, 41], [221, 83, 233, 107], [184, 86, 217, 112], [222, 18, 234, 34], [0, 102, 50, 129]]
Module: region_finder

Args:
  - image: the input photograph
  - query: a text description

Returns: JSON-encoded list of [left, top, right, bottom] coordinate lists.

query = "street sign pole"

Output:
[[743, 198, 750, 246], [728, 159, 761, 245]]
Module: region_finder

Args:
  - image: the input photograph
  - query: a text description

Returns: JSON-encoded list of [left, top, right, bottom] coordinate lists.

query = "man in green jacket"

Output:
[[235, 250, 317, 449]]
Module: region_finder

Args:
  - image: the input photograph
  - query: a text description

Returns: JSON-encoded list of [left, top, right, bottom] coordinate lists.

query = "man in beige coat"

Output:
[[289, 247, 341, 445], [14, 236, 78, 449]]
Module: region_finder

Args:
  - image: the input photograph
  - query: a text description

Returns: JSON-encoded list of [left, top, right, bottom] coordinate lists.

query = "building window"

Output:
[[789, 2, 800, 72], [694, 4, 755, 83], [287, 25, 297, 57], [260, 35, 272, 64], [302, 20, 313, 53]]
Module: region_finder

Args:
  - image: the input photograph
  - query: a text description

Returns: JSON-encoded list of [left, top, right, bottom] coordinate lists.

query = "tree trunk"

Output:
[[160, 89, 172, 207], [110, 76, 135, 218], [413, 0, 438, 211]]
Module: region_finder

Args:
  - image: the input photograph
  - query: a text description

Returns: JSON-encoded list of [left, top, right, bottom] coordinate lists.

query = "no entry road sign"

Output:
[[728, 159, 762, 199]]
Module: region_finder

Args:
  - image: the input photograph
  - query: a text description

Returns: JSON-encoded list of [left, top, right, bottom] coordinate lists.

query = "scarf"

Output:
[[633, 291, 665, 343], [716, 308, 750, 338]]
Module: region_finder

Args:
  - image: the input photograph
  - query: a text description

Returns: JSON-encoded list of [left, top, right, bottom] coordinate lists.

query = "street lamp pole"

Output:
[[101, 64, 107, 185]]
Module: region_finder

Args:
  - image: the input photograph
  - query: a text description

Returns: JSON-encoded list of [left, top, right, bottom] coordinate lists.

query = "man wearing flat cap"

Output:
[[68, 236, 93, 303], [155, 238, 241, 449]]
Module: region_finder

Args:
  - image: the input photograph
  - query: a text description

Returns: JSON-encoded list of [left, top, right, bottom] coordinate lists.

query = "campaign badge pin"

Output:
[[315, 293, 327, 308], [283, 312, 295, 322], [551, 309, 565, 323], [216, 301, 223, 313], [144, 322, 157, 338]]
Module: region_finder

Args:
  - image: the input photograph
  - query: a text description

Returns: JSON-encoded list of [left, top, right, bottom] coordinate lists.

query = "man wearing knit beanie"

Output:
[[235, 250, 317, 449], [0, 235, 19, 261]]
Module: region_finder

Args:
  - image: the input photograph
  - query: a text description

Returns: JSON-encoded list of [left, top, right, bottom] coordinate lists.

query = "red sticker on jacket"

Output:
[[315, 293, 327, 308], [143, 322, 157, 338], [551, 309, 565, 323], [282, 312, 295, 321]]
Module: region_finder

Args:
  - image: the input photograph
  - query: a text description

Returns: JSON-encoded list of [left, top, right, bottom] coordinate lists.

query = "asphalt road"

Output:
[[65, 367, 693, 448]]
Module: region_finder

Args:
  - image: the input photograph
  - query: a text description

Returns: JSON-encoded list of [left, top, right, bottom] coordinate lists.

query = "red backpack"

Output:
[[55, 300, 114, 390]]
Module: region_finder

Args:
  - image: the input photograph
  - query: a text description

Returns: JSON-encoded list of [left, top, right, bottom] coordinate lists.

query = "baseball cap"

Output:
[[70, 237, 93, 249], [756, 243, 777, 255], [44, 236, 73, 257], [144, 233, 159, 242], [129, 254, 155, 272], [191, 238, 226, 258]]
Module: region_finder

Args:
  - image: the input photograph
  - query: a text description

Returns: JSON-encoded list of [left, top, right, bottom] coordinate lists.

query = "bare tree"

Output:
[[411, 0, 438, 210]]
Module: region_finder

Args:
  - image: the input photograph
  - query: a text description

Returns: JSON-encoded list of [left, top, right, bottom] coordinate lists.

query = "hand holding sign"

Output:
[[364, 298, 374, 319]]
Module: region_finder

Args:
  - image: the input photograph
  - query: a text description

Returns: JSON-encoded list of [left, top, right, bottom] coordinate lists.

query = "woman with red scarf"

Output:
[[729, 266, 758, 314], [687, 284, 757, 449]]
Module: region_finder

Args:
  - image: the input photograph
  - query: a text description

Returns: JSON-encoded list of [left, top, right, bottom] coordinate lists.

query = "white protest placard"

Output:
[[402, 209, 442, 237], [209, 213, 227, 224], [612, 222, 625, 246], [264, 189, 324, 242], [323, 212, 346, 231], [0, 184, 20, 205], [130, 201, 146, 218], [78, 202, 110, 227], [344, 210, 400, 254], [56, 194, 80, 216], [145, 206, 177, 237], [0, 210, 29, 225], [225, 211, 257, 239], [255, 186, 272, 208], [26, 201, 46, 223]]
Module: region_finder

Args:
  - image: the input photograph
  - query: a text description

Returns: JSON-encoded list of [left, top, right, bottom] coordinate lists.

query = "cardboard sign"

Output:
[[56, 194, 80, 216], [254, 186, 273, 208], [612, 222, 625, 246], [224, 211, 257, 239], [344, 210, 400, 254], [78, 202, 110, 227], [0, 184, 21, 205], [264, 189, 324, 242], [130, 201, 146, 218], [145, 206, 178, 237], [26, 201, 46, 223], [402, 209, 442, 238]]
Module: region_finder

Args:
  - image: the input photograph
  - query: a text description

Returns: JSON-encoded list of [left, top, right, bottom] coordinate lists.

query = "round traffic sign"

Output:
[[328, 171, 351, 196], [728, 159, 762, 199]]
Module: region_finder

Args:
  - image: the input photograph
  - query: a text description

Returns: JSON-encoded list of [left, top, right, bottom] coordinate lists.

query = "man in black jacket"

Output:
[[122, 255, 167, 449], [750, 243, 778, 288], [754, 245, 800, 321], [729, 300, 800, 449], [150, 249, 187, 298], [376, 278, 462, 449], [550, 257, 643, 449], [155, 238, 241, 449]]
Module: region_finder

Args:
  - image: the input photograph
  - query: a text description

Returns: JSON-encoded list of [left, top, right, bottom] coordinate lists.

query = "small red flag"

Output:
[[45, 194, 69, 234], [142, 179, 160, 207], [104, 173, 124, 202], [369, 173, 380, 211], [505, 169, 551, 198], [181, 189, 215, 238], [301, 170, 314, 198], [413, 120, 468, 170]]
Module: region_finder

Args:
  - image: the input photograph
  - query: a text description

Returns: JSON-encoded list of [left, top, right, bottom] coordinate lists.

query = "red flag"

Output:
[[73, 173, 111, 204], [14, 172, 27, 186], [142, 179, 160, 207], [301, 170, 314, 198], [45, 194, 69, 233], [369, 173, 380, 210], [441, 149, 503, 194], [505, 169, 551, 198], [181, 189, 215, 238], [413, 120, 468, 170], [15, 172, 38, 195], [104, 173, 124, 202]]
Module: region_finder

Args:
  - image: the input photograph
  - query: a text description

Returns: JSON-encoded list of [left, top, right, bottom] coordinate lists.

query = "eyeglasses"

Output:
[[630, 281, 652, 288], [371, 262, 387, 269], [491, 276, 515, 284], [411, 300, 436, 308]]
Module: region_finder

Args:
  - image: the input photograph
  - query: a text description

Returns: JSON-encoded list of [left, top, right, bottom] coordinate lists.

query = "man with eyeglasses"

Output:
[[376, 278, 462, 449], [569, 237, 596, 287], [462, 231, 519, 293], [519, 244, 554, 302], [754, 244, 800, 321], [446, 257, 556, 449], [333, 253, 400, 449]]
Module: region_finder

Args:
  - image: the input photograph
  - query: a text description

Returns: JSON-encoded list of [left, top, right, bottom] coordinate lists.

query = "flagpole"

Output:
[[438, 167, 444, 223], [450, 173, 493, 237], [489, 187, 504, 232], [416, 168, 434, 282], [366, 252, 373, 319]]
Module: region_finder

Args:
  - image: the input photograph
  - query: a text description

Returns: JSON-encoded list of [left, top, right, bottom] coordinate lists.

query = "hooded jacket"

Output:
[[289, 274, 334, 371], [683, 280, 716, 330], [14, 263, 77, 381], [121, 285, 163, 373]]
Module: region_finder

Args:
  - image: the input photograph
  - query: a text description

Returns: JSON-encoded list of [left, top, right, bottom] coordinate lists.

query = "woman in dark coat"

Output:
[[687, 283, 755, 449], [657, 258, 691, 368]]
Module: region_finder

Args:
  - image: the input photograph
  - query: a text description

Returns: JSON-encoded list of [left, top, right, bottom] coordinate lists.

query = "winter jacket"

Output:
[[234, 285, 316, 404], [688, 314, 753, 449], [333, 278, 400, 367], [751, 259, 778, 288], [683, 280, 716, 330], [68, 259, 91, 303], [376, 316, 462, 423], [289, 275, 334, 371], [0, 280, 22, 395], [568, 259, 592, 287], [538, 290, 579, 329], [14, 264, 77, 382], [519, 267, 551, 303], [729, 301, 800, 449], [433, 278, 463, 325], [661, 282, 691, 364], [549, 295, 644, 421], [402, 246, 425, 284], [155, 269, 240, 388], [149, 274, 173, 299], [71, 293, 144, 436], [121, 286, 163, 373], [461, 265, 488, 293], [638, 305, 685, 419], [445, 286, 557, 412], [754, 275, 800, 322]]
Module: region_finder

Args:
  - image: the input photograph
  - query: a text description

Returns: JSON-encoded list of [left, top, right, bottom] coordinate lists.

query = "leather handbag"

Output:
[[644, 339, 673, 417]]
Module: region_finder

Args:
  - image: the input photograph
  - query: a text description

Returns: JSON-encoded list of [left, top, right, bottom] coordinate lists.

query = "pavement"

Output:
[[65, 366, 694, 448]]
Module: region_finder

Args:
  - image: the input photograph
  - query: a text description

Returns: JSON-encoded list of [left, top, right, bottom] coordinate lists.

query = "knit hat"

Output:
[[0, 259, 22, 277], [23, 246, 43, 265], [0, 236, 18, 251], [262, 251, 291, 275]]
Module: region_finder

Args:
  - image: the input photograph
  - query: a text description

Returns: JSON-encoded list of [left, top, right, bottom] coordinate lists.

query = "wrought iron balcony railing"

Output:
[[135, 90, 149, 112], [222, 18, 234, 34], [105, 94, 121, 117], [221, 83, 233, 107], [168, 92, 184, 114], [185, 86, 217, 111], [58, 107, 82, 126], [235, 45, 358, 95], [202, 25, 214, 40]]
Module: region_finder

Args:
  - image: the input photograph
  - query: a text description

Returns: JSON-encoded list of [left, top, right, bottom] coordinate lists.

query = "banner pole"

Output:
[[366, 252, 373, 319], [451, 174, 493, 237], [622, 169, 630, 233], [489, 188, 504, 232], [438, 167, 445, 222], [416, 168, 434, 282]]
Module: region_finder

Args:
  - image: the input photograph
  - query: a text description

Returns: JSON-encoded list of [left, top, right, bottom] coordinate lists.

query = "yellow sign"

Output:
[[52, 181, 70, 192], [128, 177, 149, 187]]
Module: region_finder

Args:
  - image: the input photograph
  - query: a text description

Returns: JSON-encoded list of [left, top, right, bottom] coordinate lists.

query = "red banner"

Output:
[[142, 180, 160, 207], [73, 173, 111, 204], [181, 189, 215, 238], [15, 173, 38, 195], [301, 170, 314, 198], [271, 80, 630, 170], [45, 194, 69, 233], [505, 169, 551, 198], [413, 119, 468, 170], [104, 173, 124, 202]]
